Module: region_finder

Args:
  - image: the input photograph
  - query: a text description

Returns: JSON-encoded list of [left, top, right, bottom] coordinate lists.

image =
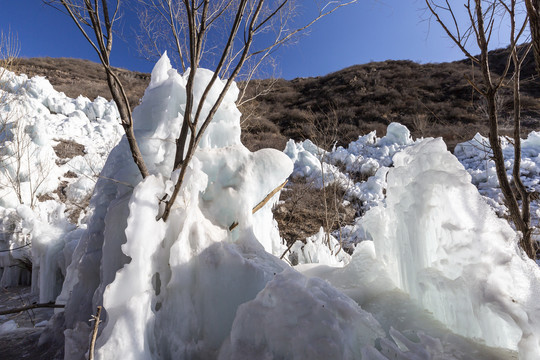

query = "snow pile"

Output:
[[0, 320, 17, 334], [220, 268, 384, 360], [2, 55, 536, 359], [361, 138, 540, 357], [283, 129, 540, 358], [287, 227, 350, 266], [284, 124, 540, 259], [281, 123, 416, 259], [456, 132, 540, 228], [284, 122, 415, 214], [0, 68, 123, 300]]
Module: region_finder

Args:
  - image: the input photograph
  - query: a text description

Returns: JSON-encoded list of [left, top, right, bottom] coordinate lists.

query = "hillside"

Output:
[[12, 49, 540, 153], [13, 57, 150, 108]]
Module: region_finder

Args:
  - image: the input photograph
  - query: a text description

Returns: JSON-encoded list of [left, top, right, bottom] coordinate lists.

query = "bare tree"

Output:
[[47, 0, 359, 222], [0, 30, 52, 209], [303, 107, 343, 253], [0, 29, 20, 82], [426, 0, 537, 259], [48, 1, 358, 222], [139, 0, 359, 221], [0, 106, 53, 209]]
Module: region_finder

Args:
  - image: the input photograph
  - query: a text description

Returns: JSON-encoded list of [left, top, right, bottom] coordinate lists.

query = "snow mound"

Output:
[[0, 320, 17, 334], [282, 122, 417, 260], [284, 122, 417, 214], [9, 54, 536, 359], [456, 131, 540, 231], [220, 268, 384, 360]]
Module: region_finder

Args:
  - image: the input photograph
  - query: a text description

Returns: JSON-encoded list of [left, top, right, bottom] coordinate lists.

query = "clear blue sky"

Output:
[[0, 1, 523, 80]]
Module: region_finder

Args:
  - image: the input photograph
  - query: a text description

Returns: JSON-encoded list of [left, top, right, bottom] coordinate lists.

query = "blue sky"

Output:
[[0, 1, 524, 79]]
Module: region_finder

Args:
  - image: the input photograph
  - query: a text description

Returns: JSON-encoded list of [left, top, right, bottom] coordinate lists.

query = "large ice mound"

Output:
[[28, 53, 540, 360], [55, 54, 294, 359], [362, 138, 540, 358]]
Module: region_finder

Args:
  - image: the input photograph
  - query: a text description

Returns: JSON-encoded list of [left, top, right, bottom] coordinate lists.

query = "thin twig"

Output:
[[0, 302, 65, 316], [279, 239, 296, 260], [229, 179, 288, 231], [0, 243, 30, 253], [88, 306, 102, 360]]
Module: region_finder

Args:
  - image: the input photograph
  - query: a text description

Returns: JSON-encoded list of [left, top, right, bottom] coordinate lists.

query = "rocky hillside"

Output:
[[12, 47, 540, 151]]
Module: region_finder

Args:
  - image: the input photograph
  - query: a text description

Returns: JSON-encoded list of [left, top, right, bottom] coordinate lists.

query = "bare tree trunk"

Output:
[[524, 0, 540, 258], [526, 0, 540, 76], [49, 0, 150, 179], [104, 72, 149, 179], [511, 48, 535, 258], [486, 90, 529, 249]]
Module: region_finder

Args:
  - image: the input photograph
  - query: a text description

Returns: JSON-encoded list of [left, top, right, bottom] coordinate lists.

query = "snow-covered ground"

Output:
[[0, 58, 539, 359]]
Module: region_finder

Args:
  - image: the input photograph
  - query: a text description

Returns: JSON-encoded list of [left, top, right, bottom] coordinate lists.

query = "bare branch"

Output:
[[425, 0, 479, 63], [0, 302, 65, 316], [229, 179, 288, 231], [47, 0, 150, 178]]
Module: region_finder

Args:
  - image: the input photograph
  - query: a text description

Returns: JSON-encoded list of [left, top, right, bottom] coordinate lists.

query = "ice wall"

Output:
[[362, 138, 540, 358]]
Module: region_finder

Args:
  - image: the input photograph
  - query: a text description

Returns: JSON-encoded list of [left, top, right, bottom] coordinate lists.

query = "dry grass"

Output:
[[53, 139, 86, 165], [273, 180, 356, 247], [239, 47, 540, 151]]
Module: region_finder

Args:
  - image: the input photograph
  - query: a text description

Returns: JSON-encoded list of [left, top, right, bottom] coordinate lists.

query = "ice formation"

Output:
[[284, 122, 416, 215], [0, 67, 123, 301], [54, 54, 294, 359], [220, 268, 385, 360], [361, 138, 540, 357], [456, 132, 540, 229], [2, 56, 540, 360], [284, 127, 540, 358]]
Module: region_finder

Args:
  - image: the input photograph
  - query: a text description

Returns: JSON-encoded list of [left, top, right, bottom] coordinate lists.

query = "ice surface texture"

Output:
[[4, 56, 539, 359]]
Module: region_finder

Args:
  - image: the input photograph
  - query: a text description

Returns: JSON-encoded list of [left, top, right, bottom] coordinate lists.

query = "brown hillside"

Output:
[[11, 51, 540, 152], [13, 57, 150, 108]]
